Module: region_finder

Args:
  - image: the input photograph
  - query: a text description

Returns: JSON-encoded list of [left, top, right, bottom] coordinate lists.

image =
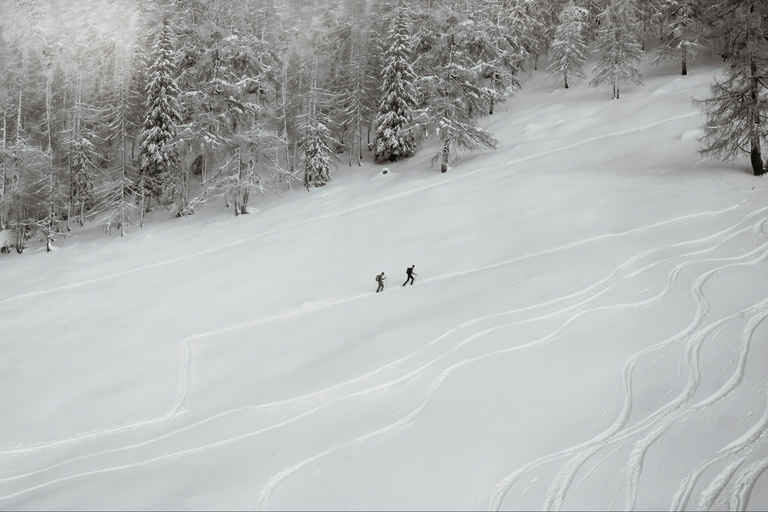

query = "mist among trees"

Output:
[[0, 0, 765, 253]]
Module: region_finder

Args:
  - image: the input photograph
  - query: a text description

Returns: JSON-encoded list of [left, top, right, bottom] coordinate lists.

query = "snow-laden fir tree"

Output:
[[590, 0, 644, 99], [414, 7, 497, 173], [176, 0, 284, 214], [373, 0, 418, 162], [655, 0, 703, 75], [138, 19, 181, 223], [635, 0, 667, 50], [68, 135, 96, 228], [461, 1, 524, 115], [548, 0, 588, 89], [696, 1, 768, 176], [506, 0, 554, 71], [304, 120, 333, 188], [303, 60, 336, 189]]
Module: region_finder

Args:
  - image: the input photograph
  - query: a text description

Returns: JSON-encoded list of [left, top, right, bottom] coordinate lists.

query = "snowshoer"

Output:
[[376, 272, 386, 293], [402, 265, 416, 286]]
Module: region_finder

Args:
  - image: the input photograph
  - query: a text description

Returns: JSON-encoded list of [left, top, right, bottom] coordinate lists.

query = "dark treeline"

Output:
[[0, 0, 765, 253]]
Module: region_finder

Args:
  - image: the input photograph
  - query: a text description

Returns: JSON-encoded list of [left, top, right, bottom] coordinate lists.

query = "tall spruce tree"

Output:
[[138, 18, 181, 224], [590, 0, 644, 99], [373, 0, 418, 162], [548, 0, 589, 89], [696, 1, 768, 176]]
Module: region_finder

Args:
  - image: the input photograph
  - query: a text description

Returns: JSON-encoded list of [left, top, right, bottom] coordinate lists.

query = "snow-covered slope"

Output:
[[1, 58, 767, 511]]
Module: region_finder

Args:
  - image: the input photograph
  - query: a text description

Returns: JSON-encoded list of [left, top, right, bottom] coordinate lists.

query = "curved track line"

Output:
[[670, 391, 768, 510], [565, 244, 768, 511], [728, 456, 768, 510], [490, 230, 768, 511]]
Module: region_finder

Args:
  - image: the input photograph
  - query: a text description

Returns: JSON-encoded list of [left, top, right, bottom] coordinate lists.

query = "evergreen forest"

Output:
[[0, 0, 766, 254]]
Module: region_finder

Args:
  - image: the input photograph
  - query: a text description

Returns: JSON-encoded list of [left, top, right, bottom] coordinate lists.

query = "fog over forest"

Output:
[[0, 0, 764, 254]]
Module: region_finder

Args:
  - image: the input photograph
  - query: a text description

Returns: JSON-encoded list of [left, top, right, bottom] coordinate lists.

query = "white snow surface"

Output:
[[1, 60, 768, 511]]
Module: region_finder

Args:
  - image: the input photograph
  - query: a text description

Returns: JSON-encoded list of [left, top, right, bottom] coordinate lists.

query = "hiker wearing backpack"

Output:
[[402, 265, 416, 286], [375, 272, 386, 293]]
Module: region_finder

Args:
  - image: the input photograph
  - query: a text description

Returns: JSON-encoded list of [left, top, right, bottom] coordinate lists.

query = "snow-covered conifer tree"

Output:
[[506, 0, 553, 71], [548, 0, 588, 89], [69, 134, 96, 227], [414, 7, 497, 173], [590, 0, 644, 99], [696, 1, 768, 176], [138, 19, 181, 223], [304, 121, 333, 188], [462, 1, 523, 115], [655, 0, 703, 75], [303, 61, 335, 188], [373, 0, 418, 162]]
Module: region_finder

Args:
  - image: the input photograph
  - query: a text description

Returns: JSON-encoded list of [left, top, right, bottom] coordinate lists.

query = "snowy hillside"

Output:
[[1, 58, 768, 510]]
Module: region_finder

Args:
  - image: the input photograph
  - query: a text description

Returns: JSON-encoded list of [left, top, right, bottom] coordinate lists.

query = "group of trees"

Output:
[[0, 0, 765, 254]]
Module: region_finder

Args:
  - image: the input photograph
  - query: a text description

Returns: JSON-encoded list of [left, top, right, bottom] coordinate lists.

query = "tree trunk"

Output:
[[750, 145, 764, 176], [1, 116, 5, 230], [356, 123, 363, 166], [750, 55, 764, 176], [235, 152, 245, 215], [682, 46, 688, 76], [241, 160, 251, 214], [139, 181, 145, 228], [120, 137, 126, 237], [489, 73, 496, 114], [440, 140, 450, 173], [15, 89, 22, 143], [16, 224, 25, 253]]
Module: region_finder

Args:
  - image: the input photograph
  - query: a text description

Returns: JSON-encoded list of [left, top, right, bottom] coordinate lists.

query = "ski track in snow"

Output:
[[3, 112, 768, 509], [489, 219, 768, 511], [728, 456, 768, 510]]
